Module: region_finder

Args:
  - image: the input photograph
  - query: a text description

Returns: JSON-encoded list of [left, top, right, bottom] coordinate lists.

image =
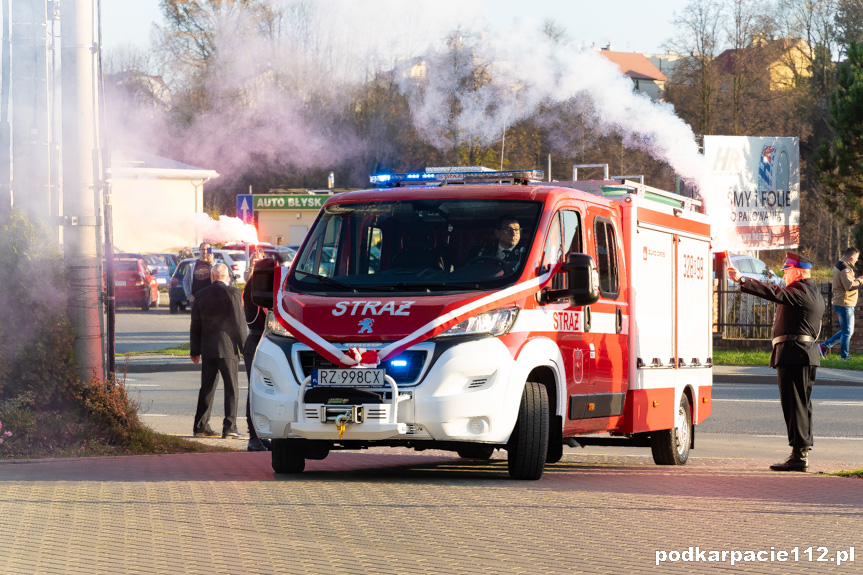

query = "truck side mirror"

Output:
[[544, 253, 600, 306], [250, 258, 276, 309]]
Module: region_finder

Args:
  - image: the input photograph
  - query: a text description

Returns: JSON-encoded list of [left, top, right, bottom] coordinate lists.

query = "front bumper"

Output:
[[249, 336, 521, 444]]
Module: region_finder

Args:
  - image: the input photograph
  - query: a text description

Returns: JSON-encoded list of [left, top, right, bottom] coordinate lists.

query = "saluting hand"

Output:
[[727, 266, 742, 283]]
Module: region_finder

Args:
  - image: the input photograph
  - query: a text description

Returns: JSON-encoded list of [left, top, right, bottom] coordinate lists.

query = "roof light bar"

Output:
[[369, 169, 545, 187]]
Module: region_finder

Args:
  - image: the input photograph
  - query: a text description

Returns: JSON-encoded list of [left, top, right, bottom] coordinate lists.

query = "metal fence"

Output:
[[713, 282, 833, 339]]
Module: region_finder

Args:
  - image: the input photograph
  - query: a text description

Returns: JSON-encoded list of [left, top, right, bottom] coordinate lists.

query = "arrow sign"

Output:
[[236, 194, 254, 224]]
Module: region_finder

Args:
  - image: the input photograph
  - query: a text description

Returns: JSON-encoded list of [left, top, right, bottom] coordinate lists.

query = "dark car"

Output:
[[263, 248, 295, 267], [168, 258, 195, 314], [113, 258, 159, 311]]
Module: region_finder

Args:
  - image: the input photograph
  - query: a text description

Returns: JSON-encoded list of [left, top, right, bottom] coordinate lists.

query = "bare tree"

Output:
[[836, 0, 863, 56], [722, 0, 774, 134], [665, 0, 724, 135]]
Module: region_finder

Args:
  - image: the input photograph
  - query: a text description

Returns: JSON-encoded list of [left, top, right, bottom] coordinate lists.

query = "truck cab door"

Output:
[[565, 215, 628, 434]]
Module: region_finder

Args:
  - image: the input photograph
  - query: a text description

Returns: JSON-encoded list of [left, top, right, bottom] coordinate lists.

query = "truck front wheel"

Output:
[[271, 438, 306, 473], [650, 395, 692, 465], [507, 381, 549, 480]]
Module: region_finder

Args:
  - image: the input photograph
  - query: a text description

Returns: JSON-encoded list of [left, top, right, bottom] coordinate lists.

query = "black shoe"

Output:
[[193, 428, 219, 438], [260, 438, 272, 450], [222, 430, 246, 439], [247, 437, 269, 451], [770, 447, 809, 472]]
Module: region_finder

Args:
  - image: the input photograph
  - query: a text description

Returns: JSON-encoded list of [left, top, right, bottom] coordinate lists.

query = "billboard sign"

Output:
[[253, 194, 327, 210], [703, 136, 800, 250]]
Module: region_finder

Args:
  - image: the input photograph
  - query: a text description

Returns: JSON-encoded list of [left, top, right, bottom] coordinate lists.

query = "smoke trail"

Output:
[[397, 24, 711, 187], [194, 213, 258, 244]]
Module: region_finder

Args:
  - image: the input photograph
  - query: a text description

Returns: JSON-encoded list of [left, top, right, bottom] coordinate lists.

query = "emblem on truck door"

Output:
[[574, 349, 584, 384], [358, 318, 374, 334]]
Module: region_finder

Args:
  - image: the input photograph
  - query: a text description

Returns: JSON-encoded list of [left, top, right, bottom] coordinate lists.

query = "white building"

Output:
[[110, 150, 219, 253]]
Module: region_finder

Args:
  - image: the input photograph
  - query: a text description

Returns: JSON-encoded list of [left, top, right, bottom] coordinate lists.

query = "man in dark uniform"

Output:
[[190, 263, 248, 438], [728, 252, 824, 471]]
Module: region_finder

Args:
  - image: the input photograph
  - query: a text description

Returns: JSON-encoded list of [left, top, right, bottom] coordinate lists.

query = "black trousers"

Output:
[[244, 333, 263, 440], [193, 357, 240, 434], [775, 365, 816, 448]]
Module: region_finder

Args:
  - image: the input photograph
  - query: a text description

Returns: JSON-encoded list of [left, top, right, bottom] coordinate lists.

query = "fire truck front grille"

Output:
[[298, 350, 427, 385]]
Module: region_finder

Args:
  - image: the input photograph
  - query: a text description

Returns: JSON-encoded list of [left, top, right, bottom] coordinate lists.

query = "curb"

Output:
[[118, 357, 863, 386], [715, 373, 863, 386]]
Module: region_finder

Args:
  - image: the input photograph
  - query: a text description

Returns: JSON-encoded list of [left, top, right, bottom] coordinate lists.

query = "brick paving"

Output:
[[0, 450, 860, 574]]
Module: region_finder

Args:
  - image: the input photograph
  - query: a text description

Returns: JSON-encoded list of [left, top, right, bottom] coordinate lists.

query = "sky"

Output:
[[100, 0, 691, 56]]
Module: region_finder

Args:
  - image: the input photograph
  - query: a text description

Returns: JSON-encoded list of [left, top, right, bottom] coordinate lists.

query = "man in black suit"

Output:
[[242, 255, 274, 451], [476, 215, 526, 273], [728, 252, 824, 471], [190, 263, 248, 439]]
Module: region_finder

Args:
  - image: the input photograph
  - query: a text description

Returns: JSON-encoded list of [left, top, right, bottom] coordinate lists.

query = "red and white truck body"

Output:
[[249, 170, 713, 479]]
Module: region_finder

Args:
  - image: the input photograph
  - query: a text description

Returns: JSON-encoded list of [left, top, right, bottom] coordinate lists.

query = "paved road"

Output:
[[1, 312, 861, 574], [1, 449, 861, 574]]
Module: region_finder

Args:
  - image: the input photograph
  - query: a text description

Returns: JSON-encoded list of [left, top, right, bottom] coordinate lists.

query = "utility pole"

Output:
[[61, 0, 103, 382], [10, 0, 52, 230], [0, 0, 11, 222]]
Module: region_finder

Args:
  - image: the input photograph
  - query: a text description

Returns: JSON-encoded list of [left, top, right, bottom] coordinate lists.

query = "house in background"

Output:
[[598, 48, 669, 100], [714, 38, 813, 91], [110, 150, 219, 253]]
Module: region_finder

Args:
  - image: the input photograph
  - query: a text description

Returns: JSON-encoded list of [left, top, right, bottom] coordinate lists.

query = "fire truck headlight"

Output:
[[264, 310, 294, 338], [435, 307, 518, 338]]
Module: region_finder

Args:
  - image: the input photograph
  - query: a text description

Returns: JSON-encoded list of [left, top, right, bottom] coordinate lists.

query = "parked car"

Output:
[[113, 258, 159, 311], [726, 253, 785, 287], [168, 258, 195, 314], [263, 248, 295, 267], [143, 253, 177, 286]]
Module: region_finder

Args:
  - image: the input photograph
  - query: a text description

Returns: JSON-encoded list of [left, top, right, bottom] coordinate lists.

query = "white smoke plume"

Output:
[[396, 24, 711, 188], [194, 213, 259, 244]]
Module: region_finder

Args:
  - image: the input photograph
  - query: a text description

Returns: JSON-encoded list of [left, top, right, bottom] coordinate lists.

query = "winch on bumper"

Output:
[[291, 374, 410, 440]]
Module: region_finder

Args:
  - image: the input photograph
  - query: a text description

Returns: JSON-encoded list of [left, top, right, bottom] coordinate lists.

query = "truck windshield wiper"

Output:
[[293, 270, 354, 291], [374, 281, 483, 291]]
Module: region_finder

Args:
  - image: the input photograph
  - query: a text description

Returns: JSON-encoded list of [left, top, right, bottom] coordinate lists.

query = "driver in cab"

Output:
[[476, 215, 526, 273]]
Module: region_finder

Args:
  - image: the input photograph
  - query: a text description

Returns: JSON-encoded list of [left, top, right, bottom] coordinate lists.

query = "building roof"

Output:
[[112, 150, 219, 181], [599, 50, 669, 82]]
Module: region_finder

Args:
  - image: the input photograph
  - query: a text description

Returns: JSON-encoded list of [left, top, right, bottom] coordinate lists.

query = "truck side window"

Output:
[[367, 227, 382, 274], [594, 218, 620, 298], [561, 210, 582, 254], [542, 210, 582, 290], [297, 217, 342, 277], [541, 214, 563, 273]]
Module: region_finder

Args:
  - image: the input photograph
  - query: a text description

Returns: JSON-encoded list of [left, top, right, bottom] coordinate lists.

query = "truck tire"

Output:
[[271, 439, 305, 473], [650, 395, 692, 465], [507, 381, 549, 480], [457, 445, 495, 460], [169, 301, 179, 314]]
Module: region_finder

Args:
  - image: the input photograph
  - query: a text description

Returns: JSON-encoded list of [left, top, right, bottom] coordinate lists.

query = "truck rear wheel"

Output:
[[507, 381, 549, 480], [271, 439, 305, 473], [650, 395, 692, 465]]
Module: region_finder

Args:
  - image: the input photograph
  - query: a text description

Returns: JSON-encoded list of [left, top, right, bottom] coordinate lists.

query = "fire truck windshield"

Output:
[[289, 199, 542, 293]]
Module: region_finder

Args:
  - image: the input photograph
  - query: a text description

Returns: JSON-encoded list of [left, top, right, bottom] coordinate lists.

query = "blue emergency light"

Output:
[[370, 168, 544, 187]]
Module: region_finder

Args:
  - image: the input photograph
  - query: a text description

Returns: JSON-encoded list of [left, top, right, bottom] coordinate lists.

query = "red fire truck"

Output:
[[248, 168, 713, 479]]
